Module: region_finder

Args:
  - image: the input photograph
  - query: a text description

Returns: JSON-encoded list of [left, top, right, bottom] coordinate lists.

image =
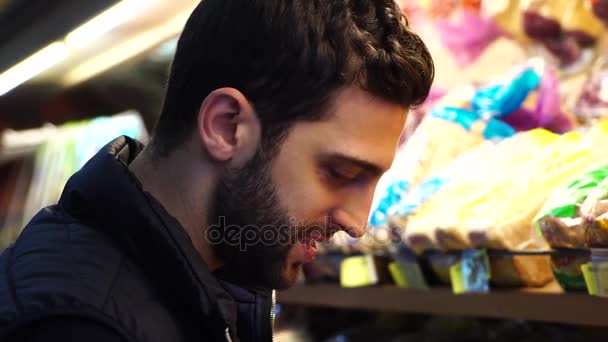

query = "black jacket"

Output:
[[0, 137, 274, 342]]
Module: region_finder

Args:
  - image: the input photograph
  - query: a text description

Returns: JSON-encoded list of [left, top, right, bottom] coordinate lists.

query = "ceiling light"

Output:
[[63, 11, 189, 86], [65, 0, 160, 49], [0, 42, 68, 96]]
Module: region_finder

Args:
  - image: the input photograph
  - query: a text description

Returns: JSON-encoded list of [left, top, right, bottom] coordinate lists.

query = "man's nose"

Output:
[[332, 208, 367, 238], [332, 184, 377, 238]]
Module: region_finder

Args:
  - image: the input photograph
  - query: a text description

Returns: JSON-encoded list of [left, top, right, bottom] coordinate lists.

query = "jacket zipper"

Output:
[[270, 289, 276, 342], [224, 327, 233, 342]]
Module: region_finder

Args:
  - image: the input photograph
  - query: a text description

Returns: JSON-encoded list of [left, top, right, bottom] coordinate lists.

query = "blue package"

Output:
[[471, 68, 542, 117], [430, 106, 480, 131], [430, 107, 515, 140], [483, 118, 516, 140], [370, 103, 515, 227], [395, 177, 447, 217], [460, 249, 491, 293], [476, 68, 541, 115], [369, 179, 409, 226]]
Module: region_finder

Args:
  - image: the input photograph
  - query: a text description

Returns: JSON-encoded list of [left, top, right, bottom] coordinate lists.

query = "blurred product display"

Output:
[[573, 58, 608, 125], [289, 1, 608, 336], [418, 0, 608, 73], [0, 111, 147, 249]]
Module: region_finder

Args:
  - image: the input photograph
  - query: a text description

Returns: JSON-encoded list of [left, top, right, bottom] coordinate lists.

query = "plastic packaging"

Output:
[[469, 65, 573, 133], [523, 0, 604, 69], [593, 0, 608, 26], [369, 108, 514, 227], [457, 249, 491, 293], [369, 179, 409, 227], [573, 58, 608, 125], [470, 68, 541, 117], [531, 66, 573, 132], [494, 0, 529, 43], [430, 107, 517, 139], [535, 162, 608, 249], [435, 10, 503, 67], [582, 248, 608, 296], [551, 250, 590, 291], [488, 250, 554, 287], [404, 129, 556, 253], [523, 3, 562, 41], [559, 0, 604, 46], [404, 126, 608, 255]]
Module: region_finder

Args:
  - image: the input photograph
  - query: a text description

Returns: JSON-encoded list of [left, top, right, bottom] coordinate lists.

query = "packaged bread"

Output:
[[534, 122, 608, 249], [535, 162, 608, 249], [465, 133, 599, 250], [369, 107, 514, 227], [404, 129, 560, 253], [404, 124, 608, 254], [394, 109, 499, 189], [489, 250, 554, 288]]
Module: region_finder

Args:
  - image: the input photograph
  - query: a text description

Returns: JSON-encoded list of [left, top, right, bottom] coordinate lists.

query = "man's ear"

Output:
[[197, 88, 261, 167]]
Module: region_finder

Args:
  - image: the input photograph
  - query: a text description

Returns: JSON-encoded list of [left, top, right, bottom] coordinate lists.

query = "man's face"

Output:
[[209, 87, 407, 289]]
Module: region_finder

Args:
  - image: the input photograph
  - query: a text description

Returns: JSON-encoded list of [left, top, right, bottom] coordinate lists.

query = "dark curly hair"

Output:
[[152, 0, 434, 155]]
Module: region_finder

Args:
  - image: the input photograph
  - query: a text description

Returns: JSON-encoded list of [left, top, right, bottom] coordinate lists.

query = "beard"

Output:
[[207, 147, 303, 290]]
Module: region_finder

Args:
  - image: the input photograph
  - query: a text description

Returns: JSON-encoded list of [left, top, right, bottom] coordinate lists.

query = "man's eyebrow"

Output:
[[321, 152, 388, 175]]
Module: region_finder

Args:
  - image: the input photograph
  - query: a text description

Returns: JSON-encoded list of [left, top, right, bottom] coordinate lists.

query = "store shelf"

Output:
[[277, 282, 608, 327]]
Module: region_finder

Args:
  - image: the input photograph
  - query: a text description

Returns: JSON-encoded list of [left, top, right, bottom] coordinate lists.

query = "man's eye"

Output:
[[327, 165, 363, 183]]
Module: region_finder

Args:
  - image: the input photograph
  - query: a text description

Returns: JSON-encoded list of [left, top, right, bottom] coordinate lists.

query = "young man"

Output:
[[0, 0, 433, 341]]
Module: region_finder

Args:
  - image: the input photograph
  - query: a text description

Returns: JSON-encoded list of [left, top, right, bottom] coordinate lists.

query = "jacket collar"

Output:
[[58, 136, 238, 337]]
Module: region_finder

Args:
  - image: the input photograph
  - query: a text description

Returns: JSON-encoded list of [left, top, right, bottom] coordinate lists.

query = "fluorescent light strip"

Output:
[[0, 2, 185, 95], [65, 0, 160, 49], [63, 11, 189, 86], [0, 42, 68, 96], [0, 0, 157, 96]]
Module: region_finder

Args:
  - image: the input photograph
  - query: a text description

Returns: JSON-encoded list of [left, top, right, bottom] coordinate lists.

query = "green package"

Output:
[[535, 163, 608, 223]]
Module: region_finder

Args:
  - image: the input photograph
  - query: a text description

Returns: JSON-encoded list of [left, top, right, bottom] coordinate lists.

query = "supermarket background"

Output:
[[2, 0, 608, 340]]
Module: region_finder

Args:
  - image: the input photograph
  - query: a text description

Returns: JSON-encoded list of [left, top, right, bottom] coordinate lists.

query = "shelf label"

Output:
[[389, 261, 428, 289], [450, 250, 490, 294], [581, 262, 608, 297], [340, 255, 378, 288], [450, 262, 465, 294]]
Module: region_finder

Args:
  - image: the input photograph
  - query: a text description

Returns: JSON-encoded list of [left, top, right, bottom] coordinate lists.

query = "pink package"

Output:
[[435, 10, 503, 67]]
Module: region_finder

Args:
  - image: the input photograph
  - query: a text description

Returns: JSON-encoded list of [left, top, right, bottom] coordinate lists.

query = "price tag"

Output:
[[340, 255, 378, 288], [595, 263, 608, 297], [581, 263, 598, 296], [388, 261, 428, 289], [450, 250, 490, 294], [582, 262, 608, 297], [450, 262, 465, 294]]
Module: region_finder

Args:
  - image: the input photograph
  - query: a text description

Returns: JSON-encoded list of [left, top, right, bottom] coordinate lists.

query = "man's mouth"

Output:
[[295, 225, 343, 262], [297, 237, 318, 262]]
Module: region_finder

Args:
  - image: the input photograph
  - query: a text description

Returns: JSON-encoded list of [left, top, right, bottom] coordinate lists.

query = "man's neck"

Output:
[[128, 145, 223, 271]]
